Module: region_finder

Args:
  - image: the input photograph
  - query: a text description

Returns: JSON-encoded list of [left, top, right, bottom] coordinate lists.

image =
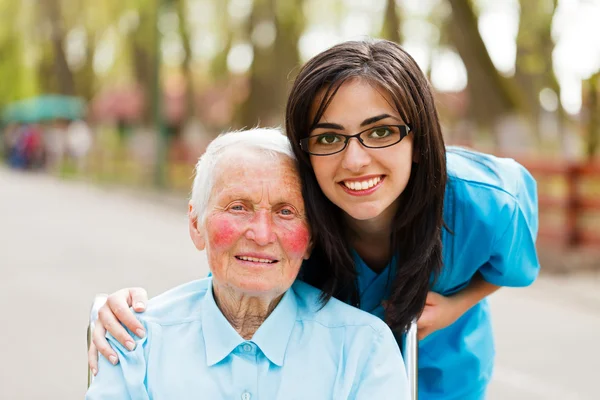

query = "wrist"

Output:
[[448, 291, 472, 320]]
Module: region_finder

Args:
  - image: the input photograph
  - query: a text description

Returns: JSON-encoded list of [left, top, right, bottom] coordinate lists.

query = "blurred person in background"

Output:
[[43, 120, 68, 173], [85, 128, 409, 400], [89, 39, 540, 400], [66, 119, 93, 173]]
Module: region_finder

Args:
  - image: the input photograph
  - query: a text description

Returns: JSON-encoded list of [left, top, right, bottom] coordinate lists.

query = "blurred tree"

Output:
[[40, 0, 76, 95], [236, 0, 305, 128], [130, 1, 159, 124], [515, 0, 563, 143], [174, 0, 196, 118], [585, 71, 599, 160], [209, 0, 233, 81], [446, 0, 527, 144], [381, 0, 402, 43]]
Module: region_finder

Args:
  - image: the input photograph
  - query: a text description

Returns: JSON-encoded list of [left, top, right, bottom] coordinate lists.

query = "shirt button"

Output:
[[242, 343, 252, 352], [241, 392, 251, 400]]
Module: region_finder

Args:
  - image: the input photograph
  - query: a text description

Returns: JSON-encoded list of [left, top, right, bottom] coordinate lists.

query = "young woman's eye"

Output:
[[369, 127, 392, 138], [317, 134, 341, 145]]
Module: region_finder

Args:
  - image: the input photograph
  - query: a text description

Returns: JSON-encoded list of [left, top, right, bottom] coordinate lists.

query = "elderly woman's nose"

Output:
[[341, 138, 371, 172], [245, 211, 277, 245]]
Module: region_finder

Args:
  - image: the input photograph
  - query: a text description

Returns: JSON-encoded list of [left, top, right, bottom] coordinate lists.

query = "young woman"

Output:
[[89, 39, 539, 400]]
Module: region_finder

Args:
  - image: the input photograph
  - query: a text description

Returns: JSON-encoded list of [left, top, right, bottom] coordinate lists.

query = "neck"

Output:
[[213, 283, 283, 340], [344, 200, 399, 272], [344, 199, 398, 243]]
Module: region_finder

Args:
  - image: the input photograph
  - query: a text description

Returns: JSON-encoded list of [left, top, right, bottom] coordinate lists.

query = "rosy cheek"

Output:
[[281, 224, 311, 257], [207, 215, 242, 249]]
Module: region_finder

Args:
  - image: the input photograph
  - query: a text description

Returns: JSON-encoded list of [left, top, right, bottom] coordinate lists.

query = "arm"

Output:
[[418, 186, 539, 339], [86, 328, 150, 400], [89, 288, 149, 374], [417, 274, 500, 339], [350, 329, 410, 400]]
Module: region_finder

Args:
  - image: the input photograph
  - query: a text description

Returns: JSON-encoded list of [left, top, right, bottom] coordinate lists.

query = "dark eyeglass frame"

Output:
[[299, 124, 412, 156]]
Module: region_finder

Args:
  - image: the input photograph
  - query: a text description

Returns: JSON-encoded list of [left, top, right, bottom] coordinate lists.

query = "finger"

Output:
[[98, 305, 136, 351], [129, 287, 148, 313], [107, 290, 145, 339], [88, 341, 99, 375], [92, 322, 119, 365]]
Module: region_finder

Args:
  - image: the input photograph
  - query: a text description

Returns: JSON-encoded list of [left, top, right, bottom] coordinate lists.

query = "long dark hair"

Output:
[[286, 39, 447, 333]]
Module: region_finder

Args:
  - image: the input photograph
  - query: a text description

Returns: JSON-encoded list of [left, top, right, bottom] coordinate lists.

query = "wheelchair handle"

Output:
[[87, 294, 108, 388], [402, 319, 418, 400]]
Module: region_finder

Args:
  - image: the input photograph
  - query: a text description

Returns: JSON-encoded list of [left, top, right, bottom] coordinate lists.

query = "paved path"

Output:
[[1, 167, 598, 399]]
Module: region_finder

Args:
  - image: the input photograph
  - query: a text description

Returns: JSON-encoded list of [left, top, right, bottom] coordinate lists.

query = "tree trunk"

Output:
[[41, 0, 76, 96], [586, 72, 600, 160], [381, 0, 402, 43], [130, 6, 159, 125], [515, 0, 562, 144], [175, 0, 196, 118], [236, 0, 305, 128], [446, 0, 526, 144], [74, 40, 96, 101]]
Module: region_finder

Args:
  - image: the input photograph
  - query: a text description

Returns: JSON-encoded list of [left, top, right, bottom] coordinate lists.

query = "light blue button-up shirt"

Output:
[[86, 278, 409, 400], [355, 147, 540, 400]]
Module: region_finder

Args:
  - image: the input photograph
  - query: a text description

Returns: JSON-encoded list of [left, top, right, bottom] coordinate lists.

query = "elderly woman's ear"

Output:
[[188, 202, 206, 251], [304, 239, 314, 260]]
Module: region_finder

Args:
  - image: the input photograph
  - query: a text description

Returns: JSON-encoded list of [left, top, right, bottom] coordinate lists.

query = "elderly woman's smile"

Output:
[[191, 148, 311, 303]]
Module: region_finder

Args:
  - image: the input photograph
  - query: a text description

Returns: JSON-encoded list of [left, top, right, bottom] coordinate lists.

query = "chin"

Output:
[[232, 278, 282, 296], [342, 204, 386, 221]]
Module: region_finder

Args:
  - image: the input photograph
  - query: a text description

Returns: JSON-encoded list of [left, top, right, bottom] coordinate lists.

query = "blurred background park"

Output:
[[2, 0, 600, 258], [0, 0, 599, 399]]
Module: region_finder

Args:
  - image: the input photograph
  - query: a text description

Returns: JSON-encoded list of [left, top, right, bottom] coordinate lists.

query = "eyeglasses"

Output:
[[299, 124, 411, 156]]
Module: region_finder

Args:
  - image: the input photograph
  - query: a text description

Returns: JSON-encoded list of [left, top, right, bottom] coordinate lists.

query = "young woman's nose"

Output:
[[341, 138, 371, 172], [245, 211, 277, 245]]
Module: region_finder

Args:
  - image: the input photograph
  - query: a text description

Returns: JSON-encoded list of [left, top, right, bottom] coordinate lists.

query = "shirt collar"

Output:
[[201, 281, 245, 366], [251, 285, 298, 367], [201, 279, 298, 367]]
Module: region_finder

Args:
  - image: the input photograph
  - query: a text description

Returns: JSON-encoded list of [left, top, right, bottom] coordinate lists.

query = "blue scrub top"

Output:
[[353, 147, 540, 400]]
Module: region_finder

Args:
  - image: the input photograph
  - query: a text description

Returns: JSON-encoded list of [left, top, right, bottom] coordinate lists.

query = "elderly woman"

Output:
[[85, 128, 409, 400]]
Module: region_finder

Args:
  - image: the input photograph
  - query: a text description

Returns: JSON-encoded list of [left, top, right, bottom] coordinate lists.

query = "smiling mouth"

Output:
[[235, 256, 278, 264], [341, 176, 383, 191]]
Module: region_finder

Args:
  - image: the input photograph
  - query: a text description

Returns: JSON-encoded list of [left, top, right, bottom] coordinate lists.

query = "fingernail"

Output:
[[135, 302, 145, 310], [109, 355, 118, 365], [126, 341, 135, 351], [136, 329, 145, 338], [92, 368, 97, 376]]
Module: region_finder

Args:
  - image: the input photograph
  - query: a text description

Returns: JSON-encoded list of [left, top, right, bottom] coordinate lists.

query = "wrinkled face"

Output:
[[308, 78, 414, 222], [190, 150, 311, 299]]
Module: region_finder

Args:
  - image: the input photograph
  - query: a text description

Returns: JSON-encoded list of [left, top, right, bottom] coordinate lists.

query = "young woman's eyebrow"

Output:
[[360, 114, 398, 126], [312, 114, 401, 132], [312, 122, 344, 130]]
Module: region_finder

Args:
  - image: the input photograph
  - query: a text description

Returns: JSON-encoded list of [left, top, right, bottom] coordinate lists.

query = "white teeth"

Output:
[[343, 176, 381, 191], [238, 256, 274, 263]]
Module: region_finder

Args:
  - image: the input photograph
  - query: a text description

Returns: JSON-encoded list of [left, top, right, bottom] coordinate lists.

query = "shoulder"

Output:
[[291, 281, 391, 335], [446, 147, 536, 200], [137, 278, 211, 325], [445, 147, 538, 225]]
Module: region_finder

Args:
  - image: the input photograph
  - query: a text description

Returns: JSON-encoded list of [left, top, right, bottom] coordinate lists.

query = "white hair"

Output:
[[189, 127, 296, 220]]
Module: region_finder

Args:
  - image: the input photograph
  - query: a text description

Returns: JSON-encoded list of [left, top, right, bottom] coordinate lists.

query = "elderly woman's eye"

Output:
[[229, 204, 246, 211], [279, 208, 295, 216]]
